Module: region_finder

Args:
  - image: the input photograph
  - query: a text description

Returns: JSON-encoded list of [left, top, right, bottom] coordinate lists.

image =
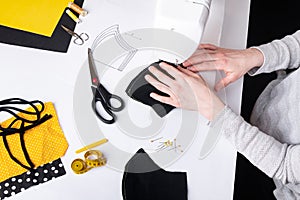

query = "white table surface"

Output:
[[0, 0, 250, 199]]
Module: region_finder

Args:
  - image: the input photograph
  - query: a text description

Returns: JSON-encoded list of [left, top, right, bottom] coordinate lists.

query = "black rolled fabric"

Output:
[[122, 148, 188, 200], [0, 0, 84, 53], [125, 60, 184, 117]]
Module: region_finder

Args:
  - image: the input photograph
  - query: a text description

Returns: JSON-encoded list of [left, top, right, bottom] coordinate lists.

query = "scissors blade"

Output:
[[88, 48, 100, 87], [61, 25, 75, 36]]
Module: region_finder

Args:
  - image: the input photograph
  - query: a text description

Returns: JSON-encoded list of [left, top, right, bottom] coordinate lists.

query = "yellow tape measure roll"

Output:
[[71, 159, 91, 174], [71, 150, 106, 174]]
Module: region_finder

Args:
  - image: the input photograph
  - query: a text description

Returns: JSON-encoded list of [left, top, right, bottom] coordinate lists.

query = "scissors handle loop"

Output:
[[107, 94, 124, 112], [91, 86, 116, 124], [74, 33, 89, 45], [97, 84, 124, 111], [92, 94, 115, 124], [91, 85, 124, 124]]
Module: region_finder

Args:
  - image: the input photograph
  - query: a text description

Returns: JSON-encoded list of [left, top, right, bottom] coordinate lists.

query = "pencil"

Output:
[[76, 138, 108, 154]]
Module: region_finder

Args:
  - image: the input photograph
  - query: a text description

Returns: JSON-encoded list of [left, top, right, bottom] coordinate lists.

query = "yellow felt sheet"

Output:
[[0, 0, 74, 37]]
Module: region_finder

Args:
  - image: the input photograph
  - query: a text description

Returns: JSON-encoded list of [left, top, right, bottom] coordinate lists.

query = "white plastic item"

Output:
[[154, 0, 212, 43]]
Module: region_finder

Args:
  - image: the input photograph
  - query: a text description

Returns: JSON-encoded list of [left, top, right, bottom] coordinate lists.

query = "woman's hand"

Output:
[[145, 62, 225, 121], [183, 44, 264, 91]]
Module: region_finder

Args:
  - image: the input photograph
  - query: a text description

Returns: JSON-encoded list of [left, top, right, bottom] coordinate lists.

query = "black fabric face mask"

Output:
[[122, 148, 188, 200], [125, 60, 184, 117]]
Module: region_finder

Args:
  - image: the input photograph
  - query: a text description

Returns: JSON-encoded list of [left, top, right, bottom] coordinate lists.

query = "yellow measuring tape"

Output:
[[71, 150, 106, 174]]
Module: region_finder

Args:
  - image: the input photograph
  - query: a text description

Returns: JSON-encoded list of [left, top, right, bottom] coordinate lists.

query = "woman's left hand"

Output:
[[145, 62, 225, 121]]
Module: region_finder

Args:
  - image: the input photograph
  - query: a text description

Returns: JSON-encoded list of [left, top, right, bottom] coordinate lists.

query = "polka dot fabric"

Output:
[[0, 158, 66, 199], [0, 102, 68, 182]]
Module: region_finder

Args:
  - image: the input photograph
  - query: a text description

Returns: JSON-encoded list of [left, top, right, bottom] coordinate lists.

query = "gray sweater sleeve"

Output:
[[217, 107, 300, 184], [248, 30, 300, 75]]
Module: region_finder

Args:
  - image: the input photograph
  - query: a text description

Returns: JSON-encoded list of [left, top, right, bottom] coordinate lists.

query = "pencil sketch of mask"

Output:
[[91, 25, 138, 71]]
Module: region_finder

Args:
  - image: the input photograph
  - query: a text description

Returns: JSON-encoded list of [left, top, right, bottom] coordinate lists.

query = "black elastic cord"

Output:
[[19, 121, 35, 169], [0, 98, 52, 170]]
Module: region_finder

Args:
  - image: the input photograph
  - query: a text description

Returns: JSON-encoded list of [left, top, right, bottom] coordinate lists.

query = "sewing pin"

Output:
[[177, 145, 184, 153], [155, 145, 169, 152], [162, 140, 173, 147], [174, 139, 177, 153], [168, 144, 181, 152], [150, 137, 163, 143]]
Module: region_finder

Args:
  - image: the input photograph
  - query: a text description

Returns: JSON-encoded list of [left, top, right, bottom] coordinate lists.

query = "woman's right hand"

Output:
[[183, 44, 264, 91]]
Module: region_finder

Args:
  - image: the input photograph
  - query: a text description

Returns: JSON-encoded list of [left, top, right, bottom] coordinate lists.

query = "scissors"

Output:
[[61, 25, 89, 45], [88, 48, 125, 124]]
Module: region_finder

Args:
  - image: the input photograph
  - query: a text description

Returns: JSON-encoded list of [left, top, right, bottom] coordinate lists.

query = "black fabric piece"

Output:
[[126, 60, 184, 117], [0, 158, 66, 199], [0, 0, 84, 53], [122, 148, 188, 200], [0, 98, 52, 171]]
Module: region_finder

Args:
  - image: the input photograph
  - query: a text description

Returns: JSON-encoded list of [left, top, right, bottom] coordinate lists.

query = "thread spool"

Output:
[[68, 2, 88, 16], [66, 9, 81, 23]]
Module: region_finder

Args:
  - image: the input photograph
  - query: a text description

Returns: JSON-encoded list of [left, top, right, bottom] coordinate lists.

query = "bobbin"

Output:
[[68, 2, 88, 16]]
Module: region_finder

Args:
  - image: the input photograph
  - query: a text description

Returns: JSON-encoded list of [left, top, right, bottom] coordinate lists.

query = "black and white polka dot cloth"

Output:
[[0, 158, 66, 199]]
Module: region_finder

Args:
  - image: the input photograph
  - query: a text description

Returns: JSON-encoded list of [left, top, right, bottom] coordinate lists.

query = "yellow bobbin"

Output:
[[71, 150, 106, 174], [66, 9, 81, 23]]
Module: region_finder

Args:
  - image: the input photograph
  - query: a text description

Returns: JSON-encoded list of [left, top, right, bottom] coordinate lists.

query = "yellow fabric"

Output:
[[0, 0, 74, 37], [0, 102, 68, 182]]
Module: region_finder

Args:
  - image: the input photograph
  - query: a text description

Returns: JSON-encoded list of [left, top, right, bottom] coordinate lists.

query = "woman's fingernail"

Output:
[[144, 75, 150, 80], [183, 61, 191, 67], [159, 62, 165, 67], [149, 66, 155, 72]]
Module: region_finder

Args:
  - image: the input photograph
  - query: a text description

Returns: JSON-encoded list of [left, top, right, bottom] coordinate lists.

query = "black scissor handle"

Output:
[[91, 89, 115, 124], [107, 94, 125, 112], [97, 84, 125, 112], [73, 33, 89, 45]]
